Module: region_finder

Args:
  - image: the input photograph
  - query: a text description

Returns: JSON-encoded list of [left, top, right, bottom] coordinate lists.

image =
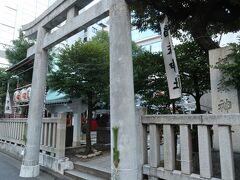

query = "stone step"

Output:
[[65, 169, 106, 180], [73, 162, 110, 179]]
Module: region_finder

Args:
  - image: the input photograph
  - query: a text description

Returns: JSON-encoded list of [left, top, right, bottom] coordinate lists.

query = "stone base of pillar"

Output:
[[72, 141, 81, 147], [19, 164, 40, 177]]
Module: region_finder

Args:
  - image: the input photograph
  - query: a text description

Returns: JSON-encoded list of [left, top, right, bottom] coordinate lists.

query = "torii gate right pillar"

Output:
[[110, 0, 138, 179]]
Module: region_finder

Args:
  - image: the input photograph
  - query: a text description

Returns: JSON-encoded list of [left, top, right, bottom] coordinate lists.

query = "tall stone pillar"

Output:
[[110, 0, 137, 179], [72, 113, 81, 146], [209, 47, 240, 152], [20, 27, 48, 177]]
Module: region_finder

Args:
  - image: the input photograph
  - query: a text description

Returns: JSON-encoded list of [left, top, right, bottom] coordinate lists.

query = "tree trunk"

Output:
[[85, 93, 93, 154], [193, 34, 219, 52], [193, 76, 202, 114], [195, 94, 202, 114], [172, 102, 176, 114], [189, 12, 220, 52]]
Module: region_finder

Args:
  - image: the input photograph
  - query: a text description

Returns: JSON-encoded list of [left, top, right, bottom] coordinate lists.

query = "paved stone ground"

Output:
[[0, 151, 71, 180], [71, 151, 111, 173]]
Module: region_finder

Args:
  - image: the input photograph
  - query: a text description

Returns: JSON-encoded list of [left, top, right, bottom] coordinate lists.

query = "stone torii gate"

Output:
[[19, 0, 139, 179]]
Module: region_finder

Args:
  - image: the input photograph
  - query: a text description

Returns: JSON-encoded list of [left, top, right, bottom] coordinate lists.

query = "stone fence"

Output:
[[0, 113, 73, 174], [137, 109, 239, 180]]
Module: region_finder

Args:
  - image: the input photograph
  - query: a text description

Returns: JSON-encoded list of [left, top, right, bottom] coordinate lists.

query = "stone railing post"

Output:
[[218, 125, 235, 180], [149, 124, 160, 180], [180, 125, 192, 175], [55, 113, 67, 159], [136, 108, 147, 180], [72, 113, 81, 147], [164, 124, 175, 171], [198, 125, 212, 178]]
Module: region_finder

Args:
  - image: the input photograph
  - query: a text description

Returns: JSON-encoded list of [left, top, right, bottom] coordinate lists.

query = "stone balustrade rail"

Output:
[[0, 113, 66, 158], [137, 109, 238, 180]]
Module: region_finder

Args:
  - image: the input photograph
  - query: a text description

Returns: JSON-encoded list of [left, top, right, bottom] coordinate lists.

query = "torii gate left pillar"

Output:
[[20, 27, 48, 177]]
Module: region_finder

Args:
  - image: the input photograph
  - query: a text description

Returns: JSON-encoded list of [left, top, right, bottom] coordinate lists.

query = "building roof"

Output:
[[6, 57, 33, 73], [45, 90, 71, 105]]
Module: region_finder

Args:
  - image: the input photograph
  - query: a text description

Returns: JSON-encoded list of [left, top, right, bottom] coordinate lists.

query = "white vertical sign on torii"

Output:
[[161, 16, 182, 99]]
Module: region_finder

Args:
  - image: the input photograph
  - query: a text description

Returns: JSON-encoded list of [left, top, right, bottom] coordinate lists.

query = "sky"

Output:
[[219, 32, 239, 46]]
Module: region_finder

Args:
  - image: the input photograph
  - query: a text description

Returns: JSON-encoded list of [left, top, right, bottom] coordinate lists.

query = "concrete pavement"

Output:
[[0, 151, 71, 180]]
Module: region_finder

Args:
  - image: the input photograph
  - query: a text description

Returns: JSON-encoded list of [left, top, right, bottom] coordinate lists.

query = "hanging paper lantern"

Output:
[[26, 87, 31, 101], [13, 90, 21, 103], [20, 88, 28, 102]]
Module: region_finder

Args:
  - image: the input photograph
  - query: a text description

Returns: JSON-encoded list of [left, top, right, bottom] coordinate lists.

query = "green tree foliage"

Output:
[[175, 41, 210, 113], [133, 41, 210, 114], [5, 30, 36, 89], [48, 31, 109, 153], [128, 0, 240, 51], [133, 51, 173, 114], [5, 31, 34, 64], [214, 40, 240, 90]]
